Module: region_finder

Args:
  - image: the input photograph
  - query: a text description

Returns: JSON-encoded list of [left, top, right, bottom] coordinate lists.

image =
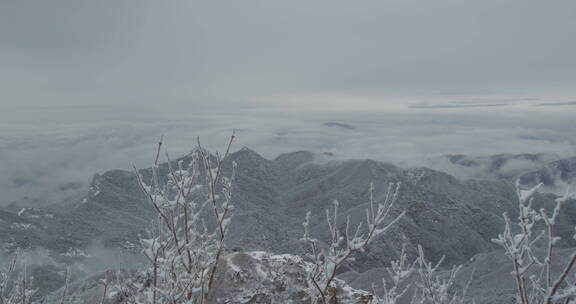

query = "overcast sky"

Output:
[[1, 0, 576, 206], [1, 0, 576, 114]]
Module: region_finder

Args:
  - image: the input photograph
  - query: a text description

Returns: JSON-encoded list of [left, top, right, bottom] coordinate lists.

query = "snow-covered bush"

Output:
[[302, 182, 405, 304], [0, 252, 36, 304], [369, 245, 414, 304], [410, 245, 471, 304], [370, 244, 471, 304], [116, 134, 237, 304], [301, 182, 473, 304], [492, 181, 576, 304]]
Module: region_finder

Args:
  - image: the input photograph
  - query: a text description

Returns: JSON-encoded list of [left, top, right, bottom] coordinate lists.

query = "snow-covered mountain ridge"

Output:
[[1, 148, 576, 302]]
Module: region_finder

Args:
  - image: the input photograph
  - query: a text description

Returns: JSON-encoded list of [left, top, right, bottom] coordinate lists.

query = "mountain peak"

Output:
[[230, 146, 267, 160], [274, 151, 315, 170]]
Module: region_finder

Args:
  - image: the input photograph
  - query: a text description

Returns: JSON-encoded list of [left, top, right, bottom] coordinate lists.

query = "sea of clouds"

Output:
[[1, 98, 575, 207]]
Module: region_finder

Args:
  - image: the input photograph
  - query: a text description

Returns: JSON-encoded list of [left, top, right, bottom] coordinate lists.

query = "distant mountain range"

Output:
[[1, 149, 575, 302], [519, 157, 576, 191], [409, 152, 561, 181]]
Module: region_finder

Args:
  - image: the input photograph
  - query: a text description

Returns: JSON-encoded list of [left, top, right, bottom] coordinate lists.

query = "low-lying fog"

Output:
[[1, 99, 575, 207]]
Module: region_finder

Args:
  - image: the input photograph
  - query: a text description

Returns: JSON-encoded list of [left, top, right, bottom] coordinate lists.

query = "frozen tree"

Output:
[[370, 245, 472, 304], [492, 181, 576, 304], [301, 181, 474, 304], [370, 245, 415, 304], [0, 252, 36, 304], [114, 134, 237, 304], [59, 267, 70, 304], [302, 182, 406, 304], [410, 246, 471, 304]]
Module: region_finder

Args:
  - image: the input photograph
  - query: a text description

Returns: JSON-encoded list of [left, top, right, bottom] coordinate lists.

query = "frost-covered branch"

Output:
[[0, 252, 36, 304], [123, 133, 237, 303], [492, 181, 576, 304], [370, 245, 415, 304], [370, 244, 472, 304], [302, 182, 405, 304], [412, 245, 470, 304], [59, 267, 69, 304]]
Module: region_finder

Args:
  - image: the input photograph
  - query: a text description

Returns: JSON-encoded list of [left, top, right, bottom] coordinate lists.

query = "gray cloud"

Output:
[[1, 0, 576, 110], [535, 101, 576, 107], [409, 103, 509, 109]]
